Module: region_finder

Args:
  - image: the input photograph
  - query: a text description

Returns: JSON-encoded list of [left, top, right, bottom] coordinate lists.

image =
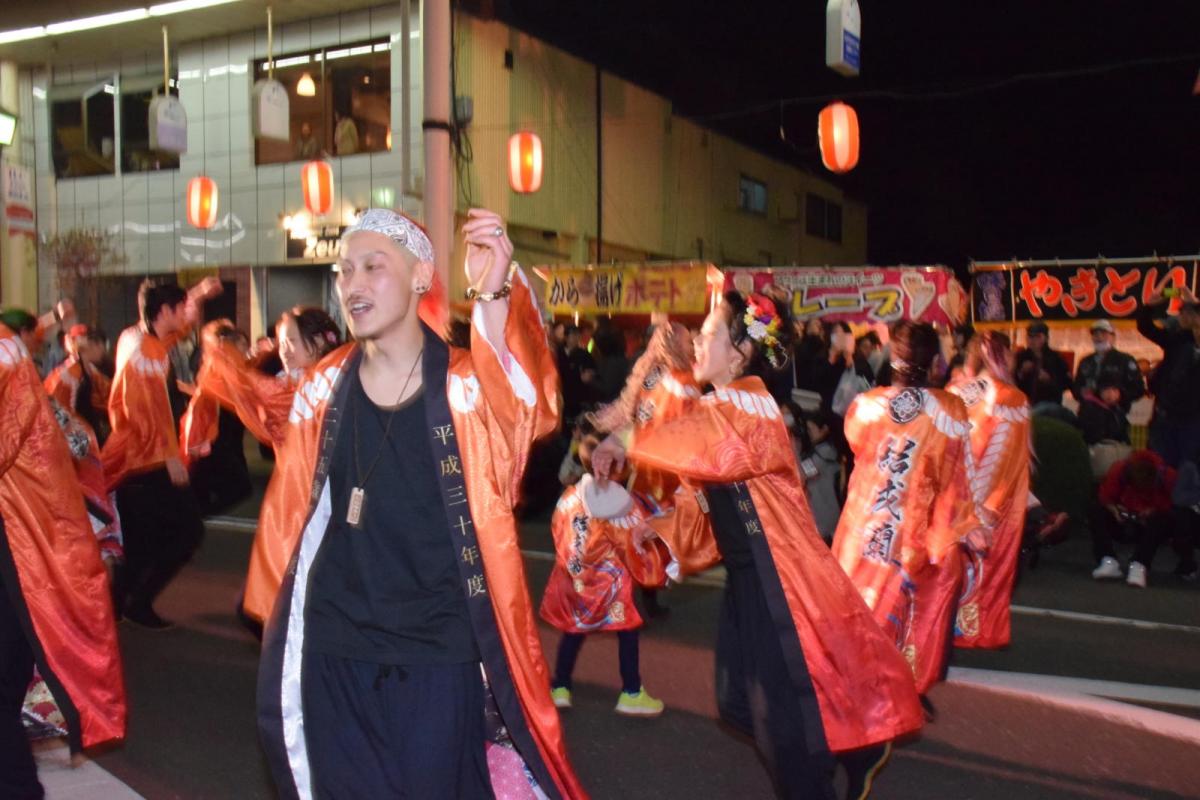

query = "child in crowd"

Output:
[[784, 402, 843, 543], [540, 431, 669, 717]]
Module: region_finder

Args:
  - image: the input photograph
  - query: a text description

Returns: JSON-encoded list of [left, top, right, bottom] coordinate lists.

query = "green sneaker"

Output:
[[551, 687, 572, 709], [615, 687, 664, 717]]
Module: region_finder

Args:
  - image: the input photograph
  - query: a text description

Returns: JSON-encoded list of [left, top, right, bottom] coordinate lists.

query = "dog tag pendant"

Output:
[[347, 487, 366, 527]]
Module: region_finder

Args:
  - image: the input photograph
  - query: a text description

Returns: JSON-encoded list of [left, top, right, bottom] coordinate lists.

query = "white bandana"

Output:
[[342, 208, 435, 265]]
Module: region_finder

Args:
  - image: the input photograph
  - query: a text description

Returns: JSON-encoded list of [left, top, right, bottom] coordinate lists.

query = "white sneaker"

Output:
[[1092, 556, 1122, 580], [1126, 561, 1147, 588]]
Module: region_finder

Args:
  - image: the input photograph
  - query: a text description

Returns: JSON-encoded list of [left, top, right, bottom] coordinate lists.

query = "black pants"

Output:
[[716, 564, 836, 800], [301, 653, 494, 800], [1089, 504, 1178, 567], [552, 629, 641, 694], [115, 468, 204, 613], [1, 570, 43, 800]]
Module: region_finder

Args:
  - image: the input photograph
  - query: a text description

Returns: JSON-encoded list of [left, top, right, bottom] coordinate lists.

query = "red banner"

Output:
[[725, 267, 967, 326]]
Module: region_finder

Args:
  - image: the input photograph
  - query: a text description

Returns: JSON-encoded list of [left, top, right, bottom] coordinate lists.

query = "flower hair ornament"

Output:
[[741, 293, 788, 369]]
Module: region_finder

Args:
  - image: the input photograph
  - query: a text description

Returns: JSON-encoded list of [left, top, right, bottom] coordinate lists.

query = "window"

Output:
[[120, 75, 181, 173], [738, 175, 767, 215], [50, 79, 117, 178], [49, 74, 181, 178], [253, 39, 392, 165], [806, 193, 843, 243]]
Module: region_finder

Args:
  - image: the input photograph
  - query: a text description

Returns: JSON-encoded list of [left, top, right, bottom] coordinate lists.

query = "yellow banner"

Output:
[[543, 265, 710, 315]]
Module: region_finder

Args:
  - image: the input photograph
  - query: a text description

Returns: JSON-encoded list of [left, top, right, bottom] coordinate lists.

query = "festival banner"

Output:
[[971, 261, 1199, 323], [542, 263, 713, 316], [724, 266, 967, 326]]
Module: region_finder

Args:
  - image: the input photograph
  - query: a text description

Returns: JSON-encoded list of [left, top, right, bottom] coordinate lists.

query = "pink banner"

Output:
[[724, 267, 968, 326]]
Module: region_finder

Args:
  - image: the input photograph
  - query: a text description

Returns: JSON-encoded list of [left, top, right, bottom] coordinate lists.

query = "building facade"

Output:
[[0, 1, 866, 337]]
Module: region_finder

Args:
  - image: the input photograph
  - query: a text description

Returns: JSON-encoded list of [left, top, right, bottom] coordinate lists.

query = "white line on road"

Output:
[[204, 517, 1200, 635], [35, 741, 143, 799]]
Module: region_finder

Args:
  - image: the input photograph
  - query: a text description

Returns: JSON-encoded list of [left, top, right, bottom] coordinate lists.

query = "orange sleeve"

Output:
[[628, 372, 795, 484], [43, 363, 76, 410], [197, 342, 292, 446], [645, 483, 721, 577], [929, 413, 986, 559], [976, 404, 1032, 521], [0, 336, 42, 474], [465, 270, 562, 505], [179, 390, 220, 468]]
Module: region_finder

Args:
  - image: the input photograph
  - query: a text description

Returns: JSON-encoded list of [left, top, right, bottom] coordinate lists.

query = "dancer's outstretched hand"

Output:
[[590, 433, 626, 485]]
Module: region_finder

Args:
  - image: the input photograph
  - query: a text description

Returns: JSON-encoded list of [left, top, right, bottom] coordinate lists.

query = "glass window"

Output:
[[50, 79, 117, 178], [120, 75, 181, 173], [254, 39, 392, 165], [738, 175, 767, 215], [805, 192, 843, 242]]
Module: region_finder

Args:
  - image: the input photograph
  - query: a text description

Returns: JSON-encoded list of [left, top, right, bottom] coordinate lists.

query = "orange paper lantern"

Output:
[[186, 176, 218, 229], [302, 160, 334, 216], [508, 132, 543, 193], [818, 101, 860, 174]]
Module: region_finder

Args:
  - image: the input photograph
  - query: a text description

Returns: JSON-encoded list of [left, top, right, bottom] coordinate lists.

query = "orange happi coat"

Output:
[[45, 356, 111, 420], [832, 386, 983, 694], [256, 273, 585, 799], [634, 371, 923, 753], [540, 476, 668, 634], [186, 347, 296, 621], [101, 324, 185, 490], [0, 324, 125, 751], [948, 374, 1031, 649]]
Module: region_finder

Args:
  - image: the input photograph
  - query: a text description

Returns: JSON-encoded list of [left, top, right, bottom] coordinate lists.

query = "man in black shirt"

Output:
[[1072, 319, 1145, 413], [1137, 288, 1200, 467], [254, 209, 584, 799], [1014, 321, 1071, 406]]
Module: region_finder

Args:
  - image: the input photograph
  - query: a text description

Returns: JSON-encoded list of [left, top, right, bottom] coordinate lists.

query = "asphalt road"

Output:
[[71, 508, 1200, 800]]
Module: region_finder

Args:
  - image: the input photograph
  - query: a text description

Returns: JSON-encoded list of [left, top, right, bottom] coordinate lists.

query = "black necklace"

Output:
[[346, 348, 423, 527]]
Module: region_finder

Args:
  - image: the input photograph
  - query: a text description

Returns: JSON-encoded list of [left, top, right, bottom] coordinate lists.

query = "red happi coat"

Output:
[[948, 374, 1032, 649], [186, 348, 298, 620], [833, 386, 983, 694], [102, 325, 185, 490], [634, 371, 924, 753], [45, 356, 112, 420], [0, 324, 125, 751], [256, 273, 585, 799], [540, 476, 668, 633]]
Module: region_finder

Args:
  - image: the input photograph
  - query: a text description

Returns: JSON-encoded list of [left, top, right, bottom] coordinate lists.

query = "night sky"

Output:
[[481, 0, 1200, 271]]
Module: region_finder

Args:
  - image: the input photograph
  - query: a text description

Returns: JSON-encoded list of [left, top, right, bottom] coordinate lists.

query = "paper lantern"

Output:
[[818, 101, 860, 174], [301, 160, 333, 216], [296, 72, 316, 97], [508, 131, 543, 193], [186, 176, 218, 229]]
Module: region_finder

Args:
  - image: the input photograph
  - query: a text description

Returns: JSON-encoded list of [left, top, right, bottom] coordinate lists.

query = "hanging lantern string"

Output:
[[692, 50, 1200, 124], [267, 5, 274, 81], [162, 25, 169, 96]]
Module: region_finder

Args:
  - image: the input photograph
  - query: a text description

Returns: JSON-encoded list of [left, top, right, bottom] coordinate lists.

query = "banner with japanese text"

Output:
[[542, 263, 713, 316], [724, 266, 968, 325], [971, 261, 1198, 323]]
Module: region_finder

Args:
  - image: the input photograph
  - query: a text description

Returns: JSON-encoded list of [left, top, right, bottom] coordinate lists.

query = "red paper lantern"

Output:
[[186, 176, 218, 229], [818, 101, 860, 174], [508, 132, 543, 193], [302, 160, 334, 216]]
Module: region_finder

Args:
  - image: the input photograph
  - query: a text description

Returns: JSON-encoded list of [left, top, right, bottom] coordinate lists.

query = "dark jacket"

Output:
[[1015, 346, 1071, 405], [1078, 397, 1130, 445], [1072, 349, 1145, 412], [1136, 306, 1200, 419]]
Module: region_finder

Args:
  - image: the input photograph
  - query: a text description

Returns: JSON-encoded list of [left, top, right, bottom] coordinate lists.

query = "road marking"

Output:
[[948, 667, 1200, 744], [204, 517, 1200, 634], [1009, 604, 1200, 635]]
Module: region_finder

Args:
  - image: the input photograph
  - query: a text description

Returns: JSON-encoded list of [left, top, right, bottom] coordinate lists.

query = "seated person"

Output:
[[1090, 450, 1178, 588]]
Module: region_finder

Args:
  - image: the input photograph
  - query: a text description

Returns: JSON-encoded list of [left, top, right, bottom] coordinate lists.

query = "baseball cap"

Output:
[[1027, 321, 1049, 336], [1090, 320, 1115, 334]]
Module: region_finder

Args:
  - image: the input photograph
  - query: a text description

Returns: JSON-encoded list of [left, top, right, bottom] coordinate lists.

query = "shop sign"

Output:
[[148, 94, 187, 154], [544, 265, 710, 315], [251, 78, 290, 141], [727, 267, 966, 325], [972, 262, 1199, 323], [287, 225, 346, 261]]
